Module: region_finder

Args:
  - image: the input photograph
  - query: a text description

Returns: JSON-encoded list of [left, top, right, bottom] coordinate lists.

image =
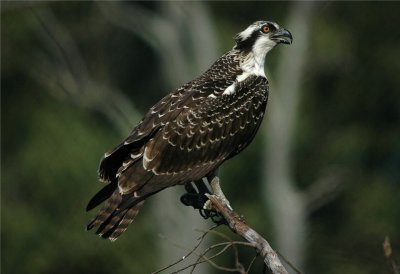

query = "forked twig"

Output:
[[154, 226, 261, 274], [189, 241, 255, 274], [151, 225, 219, 274]]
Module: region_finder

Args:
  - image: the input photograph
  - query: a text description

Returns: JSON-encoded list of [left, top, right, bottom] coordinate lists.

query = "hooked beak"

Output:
[[271, 28, 293, 45]]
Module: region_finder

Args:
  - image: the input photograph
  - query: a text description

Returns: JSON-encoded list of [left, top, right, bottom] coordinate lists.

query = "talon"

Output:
[[199, 209, 209, 219], [221, 198, 233, 211], [203, 200, 212, 210], [181, 175, 231, 226]]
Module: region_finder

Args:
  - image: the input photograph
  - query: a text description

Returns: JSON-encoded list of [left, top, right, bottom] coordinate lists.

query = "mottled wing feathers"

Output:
[[143, 75, 269, 177], [98, 53, 242, 184], [98, 90, 183, 183], [88, 52, 269, 241]]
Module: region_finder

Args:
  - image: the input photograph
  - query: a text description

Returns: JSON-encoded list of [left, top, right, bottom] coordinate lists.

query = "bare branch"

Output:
[[152, 225, 218, 274], [188, 240, 257, 274], [246, 254, 259, 274], [205, 194, 289, 274], [186, 243, 242, 274], [383, 236, 400, 274], [154, 224, 260, 274]]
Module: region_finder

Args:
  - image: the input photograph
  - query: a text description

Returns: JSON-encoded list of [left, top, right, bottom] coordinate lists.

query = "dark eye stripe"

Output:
[[235, 30, 261, 51]]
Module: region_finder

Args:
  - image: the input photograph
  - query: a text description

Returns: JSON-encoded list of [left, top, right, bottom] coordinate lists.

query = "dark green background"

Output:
[[2, 1, 399, 273]]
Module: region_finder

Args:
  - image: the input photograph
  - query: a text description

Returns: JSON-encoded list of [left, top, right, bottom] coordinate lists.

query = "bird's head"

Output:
[[234, 21, 293, 54]]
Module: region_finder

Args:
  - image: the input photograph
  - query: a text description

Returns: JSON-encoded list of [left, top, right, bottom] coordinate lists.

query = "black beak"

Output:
[[271, 28, 293, 45]]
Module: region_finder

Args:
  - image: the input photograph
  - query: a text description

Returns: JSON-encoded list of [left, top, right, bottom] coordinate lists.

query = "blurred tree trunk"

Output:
[[262, 2, 315, 271], [98, 2, 219, 272]]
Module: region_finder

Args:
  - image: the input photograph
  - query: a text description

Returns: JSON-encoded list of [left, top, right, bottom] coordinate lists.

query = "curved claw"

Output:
[[180, 174, 229, 225]]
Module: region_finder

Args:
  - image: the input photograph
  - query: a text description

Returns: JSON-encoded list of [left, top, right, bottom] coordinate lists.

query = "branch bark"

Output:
[[383, 236, 400, 274], [205, 194, 289, 274]]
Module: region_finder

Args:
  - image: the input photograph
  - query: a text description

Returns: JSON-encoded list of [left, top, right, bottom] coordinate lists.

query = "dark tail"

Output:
[[86, 182, 117, 212], [86, 185, 145, 241]]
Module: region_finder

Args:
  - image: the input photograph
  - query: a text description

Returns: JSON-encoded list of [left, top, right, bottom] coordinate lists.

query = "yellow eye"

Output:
[[262, 25, 270, 33]]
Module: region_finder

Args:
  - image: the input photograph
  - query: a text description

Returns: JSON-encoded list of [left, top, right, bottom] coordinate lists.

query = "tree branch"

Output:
[[383, 236, 400, 274], [205, 194, 289, 274], [153, 226, 257, 274]]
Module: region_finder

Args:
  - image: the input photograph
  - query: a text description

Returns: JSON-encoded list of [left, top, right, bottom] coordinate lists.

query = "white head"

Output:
[[233, 21, 293, 76], [234, 20, 292, 53]]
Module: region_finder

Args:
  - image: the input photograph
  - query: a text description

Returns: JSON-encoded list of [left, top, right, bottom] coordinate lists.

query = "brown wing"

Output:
[[87, 56, 268, 240], [98, 83, 236, 183], [98, 53, 242, 184], [88, 73, 241, 213], [143, 75, 269, 180]]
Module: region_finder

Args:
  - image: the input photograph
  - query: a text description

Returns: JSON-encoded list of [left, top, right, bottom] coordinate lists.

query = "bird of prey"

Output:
[[86, 20, 292, 241]]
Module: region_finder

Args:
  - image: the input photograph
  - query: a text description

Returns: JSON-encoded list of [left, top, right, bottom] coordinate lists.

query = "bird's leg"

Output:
[[204, 176, 233, 211]]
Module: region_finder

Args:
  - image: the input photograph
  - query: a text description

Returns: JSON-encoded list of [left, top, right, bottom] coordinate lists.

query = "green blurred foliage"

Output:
[[2, 1, 400, 274]]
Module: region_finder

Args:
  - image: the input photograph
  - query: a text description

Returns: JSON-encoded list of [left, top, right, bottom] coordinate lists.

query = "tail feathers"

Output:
[[86, 191, 145, 241], [86, 182, 117, 212], [86, 190, 121, 231], [105, 201, 144, 241]]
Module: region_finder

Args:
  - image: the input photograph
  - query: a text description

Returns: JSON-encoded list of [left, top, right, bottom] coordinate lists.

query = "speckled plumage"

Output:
[[87, 20, 292, 241]]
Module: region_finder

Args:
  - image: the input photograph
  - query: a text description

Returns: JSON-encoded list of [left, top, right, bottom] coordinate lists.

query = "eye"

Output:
[[261, 25, 270, 33]]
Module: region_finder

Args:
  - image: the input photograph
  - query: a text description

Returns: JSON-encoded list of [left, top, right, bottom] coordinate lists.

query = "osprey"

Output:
[[87, 20, 292, 240]]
